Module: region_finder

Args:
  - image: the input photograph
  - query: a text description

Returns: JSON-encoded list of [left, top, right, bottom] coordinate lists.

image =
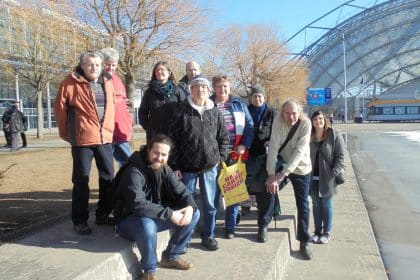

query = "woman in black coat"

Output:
[[245, 86, 277, 243], [139, 61, 185, 143]]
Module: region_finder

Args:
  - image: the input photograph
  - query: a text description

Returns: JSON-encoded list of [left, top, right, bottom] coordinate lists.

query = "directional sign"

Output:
[[307, 88, 332, 106]]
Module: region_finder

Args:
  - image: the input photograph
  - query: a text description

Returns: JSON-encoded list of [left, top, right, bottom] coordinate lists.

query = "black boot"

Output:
[[299, 242, 313, 260], [257, 227, 268, 243]]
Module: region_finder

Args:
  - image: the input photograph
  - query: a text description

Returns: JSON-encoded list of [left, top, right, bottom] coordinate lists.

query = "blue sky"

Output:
[[201, 0, 387, 53]]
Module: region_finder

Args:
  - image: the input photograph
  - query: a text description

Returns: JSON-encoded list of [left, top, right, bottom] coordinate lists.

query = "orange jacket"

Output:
[[54, 71, 115, 146]]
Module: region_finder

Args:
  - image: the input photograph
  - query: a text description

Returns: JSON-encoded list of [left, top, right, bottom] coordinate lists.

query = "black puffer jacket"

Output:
[[169, 97, 229, 172], [114, 148, 197, 223], [249, 105, 277, 156], [139, 81, 185, 141]]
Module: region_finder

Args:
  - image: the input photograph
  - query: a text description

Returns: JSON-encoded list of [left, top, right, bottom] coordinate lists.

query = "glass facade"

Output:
[[304, 0, 420, 99]]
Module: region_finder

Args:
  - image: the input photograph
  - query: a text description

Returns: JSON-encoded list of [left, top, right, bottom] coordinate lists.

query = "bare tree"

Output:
[[5, 1, 90, 138], [212, 24, 308, 106], [72, 0, 208, 97]]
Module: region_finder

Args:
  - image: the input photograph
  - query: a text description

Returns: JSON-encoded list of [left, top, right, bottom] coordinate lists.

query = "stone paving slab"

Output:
[[283, 149, 388, 280], [155, 208, 296, 280]]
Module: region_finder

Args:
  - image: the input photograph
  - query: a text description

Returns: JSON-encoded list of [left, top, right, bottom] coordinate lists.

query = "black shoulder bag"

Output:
[[275, 119, 301, 190]]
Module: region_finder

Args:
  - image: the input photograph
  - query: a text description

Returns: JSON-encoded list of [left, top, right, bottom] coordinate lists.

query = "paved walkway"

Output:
[[284, 148, 387, 279], [0, 124, 393, 279]]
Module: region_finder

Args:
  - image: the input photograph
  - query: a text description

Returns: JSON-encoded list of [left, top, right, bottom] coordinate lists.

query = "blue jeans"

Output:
[[310, 180, 333, 234], [182, 165, 218, 239], [116, 210, 200, 273], [112, 141, 132, 167], [224, 203, 239, 230], [289, 173, 311, 243], [71, 144, 114, 224]]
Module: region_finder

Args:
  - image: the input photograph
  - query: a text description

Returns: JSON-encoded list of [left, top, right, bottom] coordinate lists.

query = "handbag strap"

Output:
[[278, 119, 301, 155]]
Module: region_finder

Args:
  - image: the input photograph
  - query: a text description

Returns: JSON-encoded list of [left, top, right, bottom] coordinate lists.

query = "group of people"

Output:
[[1, 100, 27, 151], [53, 50, 345, 280]]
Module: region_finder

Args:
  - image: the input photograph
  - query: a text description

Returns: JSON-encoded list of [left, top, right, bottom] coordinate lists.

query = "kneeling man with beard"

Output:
[[114, 134, 200, 280]]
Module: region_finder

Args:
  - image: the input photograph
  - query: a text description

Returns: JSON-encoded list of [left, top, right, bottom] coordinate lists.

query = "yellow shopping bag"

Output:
[[217, 157, 249, 207]]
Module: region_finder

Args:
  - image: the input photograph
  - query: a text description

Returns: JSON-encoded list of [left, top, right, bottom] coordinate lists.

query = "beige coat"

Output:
[[266, 113, 312, 176]]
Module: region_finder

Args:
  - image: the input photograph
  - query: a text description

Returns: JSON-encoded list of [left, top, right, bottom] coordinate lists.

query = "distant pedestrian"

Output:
[[139, 61, 185, 143], [266, 98, 313, 260], [2, 102, 12, 147], [2, 101, 25, 151], [309, 110, 345, 244], [178, 61, 201, 96], [102, 47, 133, 166], [54, 51, 115, 235], [14, 101, 27, 148]]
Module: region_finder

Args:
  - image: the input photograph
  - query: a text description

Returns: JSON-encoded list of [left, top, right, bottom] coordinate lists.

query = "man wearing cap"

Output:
[[178, 61, 201, 96], [246, 86, 277, 243], [169, 76, 229, 251]]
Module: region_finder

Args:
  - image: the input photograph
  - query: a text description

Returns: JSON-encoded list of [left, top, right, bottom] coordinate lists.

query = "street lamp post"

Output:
[[342, 33, 348, 144], [342, 33, 348, 123]]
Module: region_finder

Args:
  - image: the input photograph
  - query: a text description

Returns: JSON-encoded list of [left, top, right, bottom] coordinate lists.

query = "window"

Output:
[[383, 107, 393, 115], [407, 106, 419, 114], [394, 106, 405, 115]]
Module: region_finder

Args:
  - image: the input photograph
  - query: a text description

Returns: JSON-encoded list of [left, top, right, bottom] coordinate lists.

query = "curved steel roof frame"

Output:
[[293, 0, 420, 98]]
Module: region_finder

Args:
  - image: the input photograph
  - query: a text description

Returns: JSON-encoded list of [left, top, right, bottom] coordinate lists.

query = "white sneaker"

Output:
[[319, 232, 331, 244], [310, 234, 321, 243]]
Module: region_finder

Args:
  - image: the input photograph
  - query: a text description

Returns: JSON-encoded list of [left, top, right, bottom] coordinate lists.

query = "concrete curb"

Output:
[[0, 215, 170, 280]]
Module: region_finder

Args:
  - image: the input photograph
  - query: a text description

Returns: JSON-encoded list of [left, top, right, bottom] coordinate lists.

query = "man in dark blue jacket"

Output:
[[114, 134, 200, 280]]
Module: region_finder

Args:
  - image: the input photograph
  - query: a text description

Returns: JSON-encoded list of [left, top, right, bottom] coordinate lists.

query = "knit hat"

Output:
[[189, 76, 211, 89], [250, 85, 265, 96]]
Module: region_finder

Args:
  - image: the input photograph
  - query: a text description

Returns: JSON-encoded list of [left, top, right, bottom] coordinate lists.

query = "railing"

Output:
[[0, 107, 57, 129]]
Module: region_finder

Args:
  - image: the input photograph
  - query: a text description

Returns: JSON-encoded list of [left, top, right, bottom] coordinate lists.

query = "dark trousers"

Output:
[[3, 128, 11, 146], [10, 132, 19, 148], [20, 132, 27, 147], [255, 192, 275, 228], [289, 173, 311, 243], [71, 144, 114, 225]]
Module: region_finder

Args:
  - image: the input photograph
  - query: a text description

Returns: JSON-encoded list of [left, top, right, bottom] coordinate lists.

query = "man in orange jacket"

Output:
[[54, 51, 115, 235]]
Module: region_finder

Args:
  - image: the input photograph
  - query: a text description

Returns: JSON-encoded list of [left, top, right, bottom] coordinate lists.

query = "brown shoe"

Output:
[[160, 257, 193, 270], [140, 272, 156, 280]]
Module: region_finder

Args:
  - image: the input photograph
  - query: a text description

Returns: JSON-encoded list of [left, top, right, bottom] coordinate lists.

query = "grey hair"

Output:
[[281, 98, 307, 121], [282, 98, 303, 113], [79, 51, 104, 65], [101, 47, 120, 62], [186, 61, 200, 71]]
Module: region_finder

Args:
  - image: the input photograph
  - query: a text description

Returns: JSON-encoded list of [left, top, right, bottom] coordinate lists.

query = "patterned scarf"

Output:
[[151, 79, 174, 96]]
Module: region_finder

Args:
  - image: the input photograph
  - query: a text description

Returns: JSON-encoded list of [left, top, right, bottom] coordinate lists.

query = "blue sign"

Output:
[[307, 88, 332, 106]]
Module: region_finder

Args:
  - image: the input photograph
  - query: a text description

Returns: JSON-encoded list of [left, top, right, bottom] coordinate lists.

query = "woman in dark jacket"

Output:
[[139, 61, 185, 142], [245, 86, 277, 243], [309, 110, 345, 244]]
